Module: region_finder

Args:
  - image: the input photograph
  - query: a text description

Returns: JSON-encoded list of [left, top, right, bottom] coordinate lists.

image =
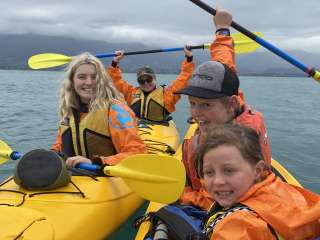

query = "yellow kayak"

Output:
[[134, 123, 302, 240], [0, 176, 143, 240], [138, 119, 180, 155], [0, 119, 181, 240]]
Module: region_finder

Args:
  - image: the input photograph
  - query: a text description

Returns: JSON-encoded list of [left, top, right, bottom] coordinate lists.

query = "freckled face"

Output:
[[188, 96, 230, 132], [203, 145, 259, 208], [73, 64, 97, 104]]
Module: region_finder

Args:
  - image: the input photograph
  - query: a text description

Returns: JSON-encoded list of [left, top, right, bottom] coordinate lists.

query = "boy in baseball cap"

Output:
[[132, 8, 272, 240], [176, 8, 271, 211]]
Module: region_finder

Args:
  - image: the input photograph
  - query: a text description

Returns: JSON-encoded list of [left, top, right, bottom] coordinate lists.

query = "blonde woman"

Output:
[[52, 52, 146, 167]]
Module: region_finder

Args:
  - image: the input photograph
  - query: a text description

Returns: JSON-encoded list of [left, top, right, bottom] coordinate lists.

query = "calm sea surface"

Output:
[[0, 69, 319, 193]]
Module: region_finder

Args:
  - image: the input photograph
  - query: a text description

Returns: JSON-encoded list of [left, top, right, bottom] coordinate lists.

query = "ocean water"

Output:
[[0, 69, 319, 193]]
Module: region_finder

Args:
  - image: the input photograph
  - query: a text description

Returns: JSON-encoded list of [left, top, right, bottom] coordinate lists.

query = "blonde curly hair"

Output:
[[58, 52, 124, 121]]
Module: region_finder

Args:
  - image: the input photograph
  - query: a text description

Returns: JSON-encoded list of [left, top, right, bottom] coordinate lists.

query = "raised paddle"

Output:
[[189, 0, 320, 83], [0, 140, 185, 204], [28, 32, 262, 70]]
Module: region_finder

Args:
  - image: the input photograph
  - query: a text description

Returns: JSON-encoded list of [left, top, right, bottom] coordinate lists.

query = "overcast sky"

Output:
[[1, 0, 320, 53]]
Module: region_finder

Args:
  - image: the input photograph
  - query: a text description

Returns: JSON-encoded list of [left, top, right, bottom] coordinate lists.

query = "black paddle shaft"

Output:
[[189, 0, 320, 79], [190, 0, 259, 41], [123, 45, 205, 56]]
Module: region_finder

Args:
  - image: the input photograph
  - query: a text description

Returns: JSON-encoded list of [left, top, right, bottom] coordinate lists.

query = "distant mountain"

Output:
[[0, 33, 319, 77], [0, 33, 147, 70]]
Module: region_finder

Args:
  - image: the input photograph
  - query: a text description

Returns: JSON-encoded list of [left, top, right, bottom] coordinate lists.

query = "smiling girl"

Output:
[[195, 124, 320, 240], [51, 52, 146, 167]]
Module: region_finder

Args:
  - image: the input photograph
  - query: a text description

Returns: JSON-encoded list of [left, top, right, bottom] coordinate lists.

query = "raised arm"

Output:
[[163, 46, 195, 113], [211, 8, 237, 73], [107, 50, 137, 104]]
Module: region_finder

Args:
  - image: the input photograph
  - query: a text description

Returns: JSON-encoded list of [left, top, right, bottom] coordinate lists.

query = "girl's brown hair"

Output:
[[195, 124, 262, 177]]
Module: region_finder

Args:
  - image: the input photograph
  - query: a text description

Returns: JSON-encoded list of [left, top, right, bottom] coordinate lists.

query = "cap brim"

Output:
[[175, 86, 225, 99], [137, 73, 155, 79]]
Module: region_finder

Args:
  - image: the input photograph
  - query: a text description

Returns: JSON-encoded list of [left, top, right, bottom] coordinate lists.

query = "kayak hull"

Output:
[[0, 176, 144, 239]]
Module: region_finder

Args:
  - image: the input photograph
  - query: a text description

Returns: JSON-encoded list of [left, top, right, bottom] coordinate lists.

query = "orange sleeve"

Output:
[[51, 129, 62, 152], [107, 65, 137, 105], [211, 34, 237, 74], [163, 60, 195, 113], [236, 109, 272, 166], [101, 102, 147, 165], [211, 211, 277, 240], [179, 137, 213, 210], [179, 186, 214, 210]]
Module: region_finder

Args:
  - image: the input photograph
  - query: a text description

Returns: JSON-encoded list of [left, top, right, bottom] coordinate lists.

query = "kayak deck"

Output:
[[0, 176, 144, 239], [138, 119, 180, 155]]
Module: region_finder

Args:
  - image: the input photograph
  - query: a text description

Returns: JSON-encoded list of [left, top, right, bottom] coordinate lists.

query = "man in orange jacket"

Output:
[[176, 8, 271, 210], [107, 47, 195, 122]]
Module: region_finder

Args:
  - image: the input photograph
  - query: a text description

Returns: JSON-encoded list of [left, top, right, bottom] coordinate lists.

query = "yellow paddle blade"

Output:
[[104, 154, 186, 204], [28, 53, 72, 70], [232, 32, 263, 54], [0, 140, 13, 164], [313, 71, 320, 82], [203, 32, 263, 54]]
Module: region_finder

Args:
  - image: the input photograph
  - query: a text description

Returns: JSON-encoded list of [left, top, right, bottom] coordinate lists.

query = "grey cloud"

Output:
[[0, 0, 319, 52]]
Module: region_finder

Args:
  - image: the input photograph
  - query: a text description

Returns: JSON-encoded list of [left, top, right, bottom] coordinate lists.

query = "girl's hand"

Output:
[[113, 50, 124, 62], [66, 155, 92, 168]]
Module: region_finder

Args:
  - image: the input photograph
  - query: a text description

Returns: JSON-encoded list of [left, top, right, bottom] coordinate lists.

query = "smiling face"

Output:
[[203, 145, 263, 208], [138, 75, 156, 92], [73, 63, 97, 104], [188, 96, 234, 132]]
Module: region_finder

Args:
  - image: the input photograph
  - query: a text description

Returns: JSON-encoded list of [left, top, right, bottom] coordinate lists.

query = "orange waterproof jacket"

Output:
[[209, 173, 320, 240], [180, 134, 214, 210], [210, 34, 236, 73], [107, 60, 195, 115], [51, 101, 147, 165], [235, 104, 271, 165]]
